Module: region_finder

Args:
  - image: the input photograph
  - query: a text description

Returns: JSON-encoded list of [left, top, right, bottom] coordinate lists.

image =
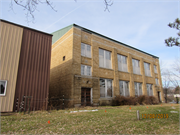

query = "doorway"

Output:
[[158, 91, 161, 102], [81, 88, 91, 106]]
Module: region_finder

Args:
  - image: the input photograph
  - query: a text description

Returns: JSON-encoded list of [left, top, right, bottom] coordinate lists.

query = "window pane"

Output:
[[86, 45, 91, 57], [124, 81, 129, 97], [132, 59, 140, 74], [81, 43, 85, 56], [134, 82, 138, 96], [105, 51, 111, 68], [107, 79, 112, 97], [81, 65, 85, 75], [139, 83, 142, 95], [119, 81, 124, 96], [87, 66, 91, 76], [0, 81, 6, 94], [99, 49, 104, 67], [100, 79, 105, 97]]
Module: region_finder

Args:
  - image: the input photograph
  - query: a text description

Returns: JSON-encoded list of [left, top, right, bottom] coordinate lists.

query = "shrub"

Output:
[[113, 95, 159, 106]]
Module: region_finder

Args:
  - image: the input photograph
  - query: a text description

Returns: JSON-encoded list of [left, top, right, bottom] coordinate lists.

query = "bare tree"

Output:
[[165, 18, 180, 47], [10, 0, 113, 23]]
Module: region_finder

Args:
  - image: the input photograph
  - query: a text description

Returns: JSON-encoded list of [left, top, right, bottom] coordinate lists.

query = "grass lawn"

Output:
[[1, 104, 179, 134]]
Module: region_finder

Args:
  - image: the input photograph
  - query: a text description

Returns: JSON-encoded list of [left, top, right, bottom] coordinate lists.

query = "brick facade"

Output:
[[49, 25, 164, 107]]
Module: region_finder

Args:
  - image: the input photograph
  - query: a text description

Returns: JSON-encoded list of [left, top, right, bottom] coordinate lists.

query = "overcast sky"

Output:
[[0, 0, 179, 70]]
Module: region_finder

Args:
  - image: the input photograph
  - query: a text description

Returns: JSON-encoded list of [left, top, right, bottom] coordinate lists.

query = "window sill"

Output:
[[81, 55, 92, 59], [99, 67, 114, 71], [100, 97, 113, 100], [81, 75, 92, 77], [145, 76, 153, 78], [133, 73, 142, 76], [118, 71, 129, 73]]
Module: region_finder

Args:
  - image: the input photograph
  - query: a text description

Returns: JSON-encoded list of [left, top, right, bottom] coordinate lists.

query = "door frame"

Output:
[[81, 87, 93, 105]]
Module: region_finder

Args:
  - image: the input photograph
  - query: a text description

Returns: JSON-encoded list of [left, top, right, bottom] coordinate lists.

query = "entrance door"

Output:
[[81, 88, 91, 106], [158, 91, 161, 102]]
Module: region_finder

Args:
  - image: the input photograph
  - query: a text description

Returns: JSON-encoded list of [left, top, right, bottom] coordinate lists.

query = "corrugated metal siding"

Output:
[[0, 21, 23, 112], [13, 28, 52, 111]]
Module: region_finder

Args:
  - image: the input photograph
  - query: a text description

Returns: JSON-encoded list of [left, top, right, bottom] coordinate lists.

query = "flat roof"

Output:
[[0, 19, 52, 36], [73, 24, 159, 59]]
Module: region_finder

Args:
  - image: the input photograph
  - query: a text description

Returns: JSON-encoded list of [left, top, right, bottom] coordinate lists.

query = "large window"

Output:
[[146, 84, 153, 96], [117, 54, 128, 72], [119, 81, 129, 97], [0, 80, 7, 96], [132, 59, 141, 74], [144, 62, 151, 76], [81, 43, 91, 58], [154, 65, 157, 74], [99, 49, 112, 69], [155, 78, 159, 85], [81, 65, 91, 76], [134, 82, 142, 97], [100, 78, 112, 98]]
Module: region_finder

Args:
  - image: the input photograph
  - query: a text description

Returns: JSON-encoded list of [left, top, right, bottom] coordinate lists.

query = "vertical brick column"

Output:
[[91, 35, 100, 105], [140, 58, 147, 95], [128, 53, 134, 96], [151, 60, 158, 98], [74, 76, 82, 107], [157, 60, 165, 102], [112, 48, 119, 97], [73, 28, 82, 107]]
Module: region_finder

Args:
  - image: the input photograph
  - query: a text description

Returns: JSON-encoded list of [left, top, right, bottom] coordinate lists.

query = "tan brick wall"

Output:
[[50, 26, 165, 108], [49, 28, 74, 107]]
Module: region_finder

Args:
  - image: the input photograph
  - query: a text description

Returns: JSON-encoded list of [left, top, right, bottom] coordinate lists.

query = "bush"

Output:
[[112, 95, 159, 106]]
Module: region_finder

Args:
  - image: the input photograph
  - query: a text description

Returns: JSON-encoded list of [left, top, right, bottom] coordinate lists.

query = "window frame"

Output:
[[0, 80, 7, 96], [134, 82, 143, 97], [154, 65, 157, 74], [81, 43, 91, 58], [155, 78, 159, 85], [100, 78, 113, 98], [146, 84, 153, 96], [132, 58, 141, 75], [144, 62, 151, 76], [99, 48, 112, 69], [117, 54, 128, 72], [119, 80, 130, 97], [81, 64, 92, 76]]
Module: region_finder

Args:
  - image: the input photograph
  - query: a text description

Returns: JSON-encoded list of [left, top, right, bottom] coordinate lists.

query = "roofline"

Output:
[[0, 19, 53, 36], [72, 24, 159, 59], [51, 24, 73, 34]]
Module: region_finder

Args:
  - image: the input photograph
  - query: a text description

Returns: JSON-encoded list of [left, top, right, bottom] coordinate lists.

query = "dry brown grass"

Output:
[[1, 104, 179, 134]]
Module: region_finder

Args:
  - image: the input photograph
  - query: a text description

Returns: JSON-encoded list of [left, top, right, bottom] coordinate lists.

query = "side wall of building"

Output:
[[0, 21, 23, 112], [49, 28, 74, 107], [13, 28, 52, 111]]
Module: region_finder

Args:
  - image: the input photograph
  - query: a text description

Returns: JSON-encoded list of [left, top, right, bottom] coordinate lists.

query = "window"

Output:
[[99, 49, 112, 69], [119, 81, 129, 97], [0, 80, 7, 96], [118, 54, 128, 72], [144, 62, 151, 76], [155, 78, 159, 85], [146, 84, 153, 96], [100, 78, 112, 98], [81, 43, 91, 58], [63, 56, 65, 61], [134, 82, 142, 97], [81, 65, 91, 76], [132, 59, 141, 74], [154, 65, 157, 73]]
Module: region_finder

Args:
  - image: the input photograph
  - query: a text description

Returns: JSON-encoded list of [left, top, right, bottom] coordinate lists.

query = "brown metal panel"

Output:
[[0, 21, 23, 112], [13, 28, 52, 112]]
